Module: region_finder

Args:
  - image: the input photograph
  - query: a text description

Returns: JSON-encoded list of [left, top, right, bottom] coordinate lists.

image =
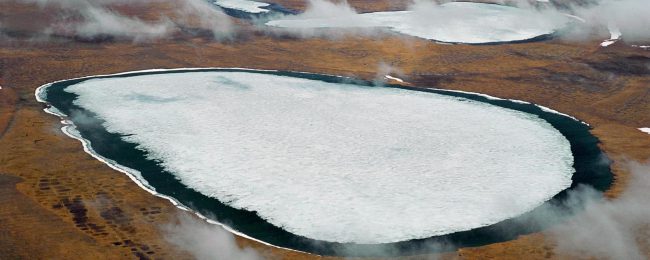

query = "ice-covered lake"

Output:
[[61, 71, 575, 244]]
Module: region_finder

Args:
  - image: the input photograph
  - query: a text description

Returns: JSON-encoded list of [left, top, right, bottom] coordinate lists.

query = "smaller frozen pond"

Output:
[[267, 2, 572, 44]]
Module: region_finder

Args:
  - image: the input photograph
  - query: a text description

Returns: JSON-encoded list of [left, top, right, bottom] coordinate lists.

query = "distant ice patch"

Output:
[[266, 2, 571, 44], [66, 71, 574, 244], [640, 128, 650, 135], [214, 0, 270, 13]]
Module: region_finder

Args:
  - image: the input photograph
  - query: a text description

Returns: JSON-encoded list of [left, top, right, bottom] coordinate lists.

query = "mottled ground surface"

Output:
[[0, 0, 649, 259]]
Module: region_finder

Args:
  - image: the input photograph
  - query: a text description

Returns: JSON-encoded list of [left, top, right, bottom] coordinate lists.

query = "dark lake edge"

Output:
[[40, 68, 613, 257]]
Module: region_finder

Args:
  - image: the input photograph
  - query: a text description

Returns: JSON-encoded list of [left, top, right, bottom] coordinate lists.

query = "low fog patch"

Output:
[[163, 213, 262, 260], [17, 0, 233, 41], [545, 160, 650, 259]]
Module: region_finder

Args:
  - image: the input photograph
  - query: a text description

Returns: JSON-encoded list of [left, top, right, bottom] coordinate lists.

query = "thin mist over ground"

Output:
[[571, 0, 650, 43], [12, 0, 234, 41], [547, 161, 650, 259], [162, 213, 262, 260]]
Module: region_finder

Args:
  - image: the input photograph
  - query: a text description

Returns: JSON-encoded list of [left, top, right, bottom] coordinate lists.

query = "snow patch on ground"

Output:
[[639, 128, 650, 135], [267, 2, 570, 44], [631, 45, 650, 50], [65, 71, 574, 244], [601, 23, 622, 47], [384, 75, 404, 83]]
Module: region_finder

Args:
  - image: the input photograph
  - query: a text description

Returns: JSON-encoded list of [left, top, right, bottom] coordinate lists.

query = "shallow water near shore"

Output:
[[39, 68, 612, 257]]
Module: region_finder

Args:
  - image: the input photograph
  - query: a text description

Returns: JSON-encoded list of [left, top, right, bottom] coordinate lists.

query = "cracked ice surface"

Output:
[[66, 71, 574, 243]]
